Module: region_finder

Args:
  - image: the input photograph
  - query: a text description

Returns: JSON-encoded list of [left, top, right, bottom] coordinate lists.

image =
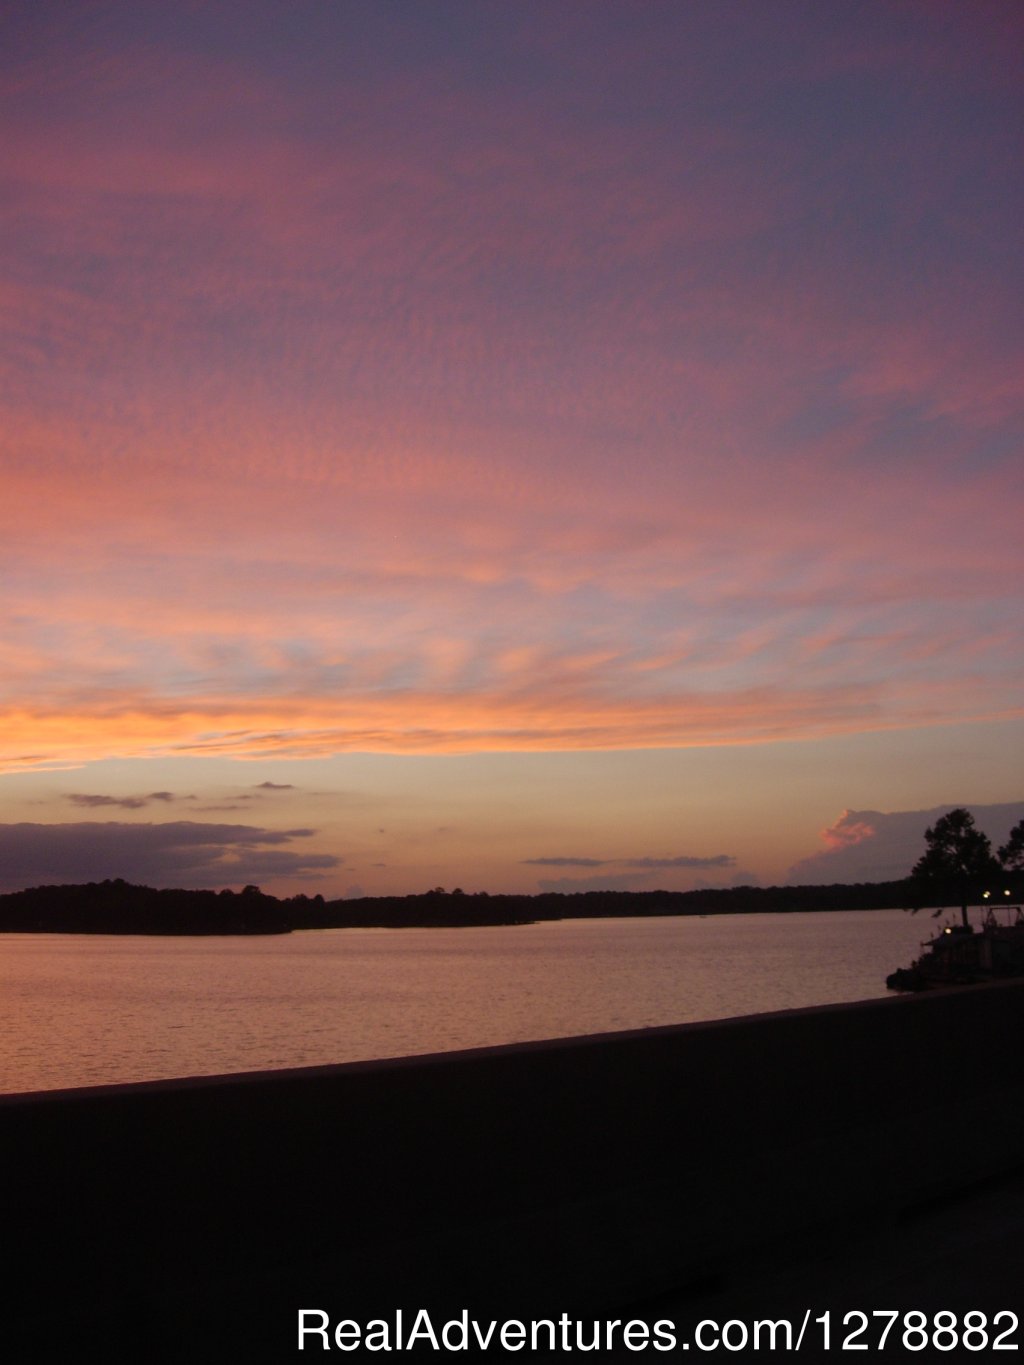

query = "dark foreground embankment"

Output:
[[3, 981, 1023, 1361]]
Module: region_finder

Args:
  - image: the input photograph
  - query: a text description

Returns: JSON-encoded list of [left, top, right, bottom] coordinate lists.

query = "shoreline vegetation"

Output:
[[3, 810, 1018, 936], [1, 875, 1012, 935]]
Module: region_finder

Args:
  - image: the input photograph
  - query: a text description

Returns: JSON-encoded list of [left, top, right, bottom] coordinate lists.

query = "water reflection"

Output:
[[1, 910, 934, 1093]]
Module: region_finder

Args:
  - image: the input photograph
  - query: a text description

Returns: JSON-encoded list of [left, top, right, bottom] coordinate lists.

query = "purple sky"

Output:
[[1, 1, 1021, 895]]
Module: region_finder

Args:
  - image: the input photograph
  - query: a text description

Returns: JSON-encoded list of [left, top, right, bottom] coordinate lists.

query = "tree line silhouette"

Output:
[[0, 878, 993, 935], [0, 810, 1019, 934]]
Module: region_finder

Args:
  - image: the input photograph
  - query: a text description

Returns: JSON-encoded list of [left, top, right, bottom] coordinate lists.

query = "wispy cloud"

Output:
[[2, 664, 1020, 774], [66, 791, 192, 810], [1, 2, 1020, 794], [523, 857, 606, 868]]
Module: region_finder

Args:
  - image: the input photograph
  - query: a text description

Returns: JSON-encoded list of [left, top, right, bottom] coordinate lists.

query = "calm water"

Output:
[[0, 909, 936, 1094]]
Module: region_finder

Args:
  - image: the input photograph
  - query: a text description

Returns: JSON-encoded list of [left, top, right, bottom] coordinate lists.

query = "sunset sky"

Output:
[[2, 1, 1021, 898]]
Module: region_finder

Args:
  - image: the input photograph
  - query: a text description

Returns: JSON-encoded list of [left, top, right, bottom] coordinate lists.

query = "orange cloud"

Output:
[[3, 664, 1022, 775], [3, 2, 1021, 786]]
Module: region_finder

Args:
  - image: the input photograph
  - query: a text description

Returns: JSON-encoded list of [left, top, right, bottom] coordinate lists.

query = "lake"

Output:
[[0, 908, 936, 1094]]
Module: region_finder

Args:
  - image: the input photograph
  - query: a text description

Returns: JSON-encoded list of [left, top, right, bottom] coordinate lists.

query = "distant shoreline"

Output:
[[0, 875, 947, 934]]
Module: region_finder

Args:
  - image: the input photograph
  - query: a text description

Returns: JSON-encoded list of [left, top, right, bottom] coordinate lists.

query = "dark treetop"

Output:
[[0, 876, 942, 934]]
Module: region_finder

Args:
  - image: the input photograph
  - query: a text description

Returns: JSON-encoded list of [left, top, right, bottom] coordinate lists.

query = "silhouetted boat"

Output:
[[887, 908, 1024, 991]]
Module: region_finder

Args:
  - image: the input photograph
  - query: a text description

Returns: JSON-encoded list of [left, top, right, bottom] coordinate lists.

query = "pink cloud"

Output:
[[820, 813, 878, 850], [789, 803, 1024, 885], [2, 3, 1020, 778]]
